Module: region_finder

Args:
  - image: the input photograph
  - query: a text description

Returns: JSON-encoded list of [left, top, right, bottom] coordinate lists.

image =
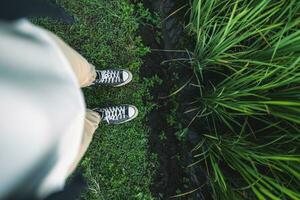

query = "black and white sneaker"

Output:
[[93, 105, 138, 124], [92, 69, 132, 87]]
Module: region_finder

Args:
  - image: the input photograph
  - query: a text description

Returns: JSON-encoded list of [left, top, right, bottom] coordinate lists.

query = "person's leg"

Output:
[[68, 109, 101, 175], [47, 30, 133, 88], [47, 31, 97, 88]]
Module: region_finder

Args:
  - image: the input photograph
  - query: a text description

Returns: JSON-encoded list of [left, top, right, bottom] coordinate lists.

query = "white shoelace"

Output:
[[100, 106, 126, 123], [98, 70, 121, 84]]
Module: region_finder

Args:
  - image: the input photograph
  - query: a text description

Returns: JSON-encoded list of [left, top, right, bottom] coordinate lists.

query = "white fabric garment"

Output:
[[0, 20, 85, 199]]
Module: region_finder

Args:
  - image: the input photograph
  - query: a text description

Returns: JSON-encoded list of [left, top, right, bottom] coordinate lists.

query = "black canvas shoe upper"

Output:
[[94, 105, 138, 124], [92, 69, 132, 87]]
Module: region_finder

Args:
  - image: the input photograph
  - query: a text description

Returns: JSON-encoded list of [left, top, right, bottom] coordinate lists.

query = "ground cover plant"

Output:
[[170, 0, 300, 199], [33, 0, 155, 199]]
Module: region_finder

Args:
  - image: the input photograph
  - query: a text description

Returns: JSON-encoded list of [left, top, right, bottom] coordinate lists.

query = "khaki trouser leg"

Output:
[[46, 31, 101, 174], [48, 31, 97, 88], [67, 110, 101, 175]]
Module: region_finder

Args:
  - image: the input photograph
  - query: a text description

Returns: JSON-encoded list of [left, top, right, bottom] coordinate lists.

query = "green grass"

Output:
[[189, 0, 300, 128], [171, 0, 300, 199], [33, 0, 155, 199], [188, 0, 300, 73], [193, 125, 300, 199]]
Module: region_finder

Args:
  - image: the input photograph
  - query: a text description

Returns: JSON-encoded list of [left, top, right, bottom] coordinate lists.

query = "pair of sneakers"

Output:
[[92, 69, 138, 124]]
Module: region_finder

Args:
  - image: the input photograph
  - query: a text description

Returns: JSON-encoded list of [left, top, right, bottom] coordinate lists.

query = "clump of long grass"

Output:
[[200, 59, 300, 129], [192, 122, 300, 199], [188, 0, 300, 72], [180, 0, 300, 199]]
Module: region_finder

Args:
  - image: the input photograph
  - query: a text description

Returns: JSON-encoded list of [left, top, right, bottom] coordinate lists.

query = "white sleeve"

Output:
[[0, 20, 86, 199]]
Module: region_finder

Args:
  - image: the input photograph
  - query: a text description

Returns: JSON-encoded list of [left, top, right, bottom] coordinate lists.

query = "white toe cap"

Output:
[[123, 71, 129, 81], [128, 106, 138, 118]]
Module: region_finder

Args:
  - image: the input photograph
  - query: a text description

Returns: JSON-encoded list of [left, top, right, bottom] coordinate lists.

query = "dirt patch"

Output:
[[139, 0, 208, 199], [140, 16, 185, 199]]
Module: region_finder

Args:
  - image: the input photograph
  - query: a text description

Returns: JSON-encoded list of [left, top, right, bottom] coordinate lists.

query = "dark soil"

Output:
[[139, 12, 186, 200], [139, 0, 209, 199]]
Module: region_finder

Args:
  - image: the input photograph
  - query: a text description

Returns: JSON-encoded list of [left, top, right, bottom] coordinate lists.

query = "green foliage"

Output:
[[33, 0, 155, 199], [134, 2, 161, 27], [159, 131, 167, 141], [194, 124, 300, 199], [178, 0, 300, 199], [189, 0, 300, 73]]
